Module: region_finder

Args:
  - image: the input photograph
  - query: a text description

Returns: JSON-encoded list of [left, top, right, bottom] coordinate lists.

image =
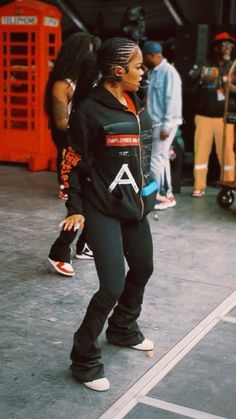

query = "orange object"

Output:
[[0, 0, 62, 171]]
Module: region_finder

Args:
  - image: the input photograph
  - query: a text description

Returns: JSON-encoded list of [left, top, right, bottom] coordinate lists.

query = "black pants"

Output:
[[49, 228, 87, 262], [70, 202, 153, 382]]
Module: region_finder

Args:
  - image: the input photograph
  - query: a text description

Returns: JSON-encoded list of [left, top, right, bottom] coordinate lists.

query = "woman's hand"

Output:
[[59, 214, 85, 232]]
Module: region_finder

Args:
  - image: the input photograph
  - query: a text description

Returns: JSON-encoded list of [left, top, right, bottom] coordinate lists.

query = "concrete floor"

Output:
[[0, 164, 236, 419]]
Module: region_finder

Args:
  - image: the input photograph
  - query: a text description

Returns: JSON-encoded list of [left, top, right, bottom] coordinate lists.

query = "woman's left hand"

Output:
[[59, 214, 85, 232]]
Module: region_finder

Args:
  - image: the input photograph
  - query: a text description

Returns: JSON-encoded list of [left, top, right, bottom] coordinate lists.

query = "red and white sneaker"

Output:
[[48, 258, 75, 277]]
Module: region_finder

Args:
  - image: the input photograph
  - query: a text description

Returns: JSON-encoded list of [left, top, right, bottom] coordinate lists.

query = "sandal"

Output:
[[192, 190, 205, 197]]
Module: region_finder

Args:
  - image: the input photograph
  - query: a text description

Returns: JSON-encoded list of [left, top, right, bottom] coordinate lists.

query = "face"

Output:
[[120, 48, 144, 92], [143, 53, 156, 69], [216, 41, 234, 60]]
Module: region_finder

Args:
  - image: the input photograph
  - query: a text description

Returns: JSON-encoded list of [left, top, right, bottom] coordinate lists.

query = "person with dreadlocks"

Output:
[[46, 31, 101, 199], [46, 32, 101, 276], [61, 37, 155, 391]]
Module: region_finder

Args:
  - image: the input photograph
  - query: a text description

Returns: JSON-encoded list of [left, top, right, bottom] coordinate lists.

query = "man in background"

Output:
[[190, 32, 236, 197], [142, 41, 183, 210]]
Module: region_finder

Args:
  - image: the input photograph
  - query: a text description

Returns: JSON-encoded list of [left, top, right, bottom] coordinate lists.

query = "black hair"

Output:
[[97, 37, 139, 81], [72, 52, 100, 105], [50, 32, 101, 82], [45, 32, 101, 116]]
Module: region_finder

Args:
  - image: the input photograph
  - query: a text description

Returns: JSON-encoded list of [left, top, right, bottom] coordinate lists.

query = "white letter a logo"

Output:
[[108, 164, 139, 193]]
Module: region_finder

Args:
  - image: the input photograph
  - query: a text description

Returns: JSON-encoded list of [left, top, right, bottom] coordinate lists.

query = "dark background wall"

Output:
[[1, 0, 236, 179]]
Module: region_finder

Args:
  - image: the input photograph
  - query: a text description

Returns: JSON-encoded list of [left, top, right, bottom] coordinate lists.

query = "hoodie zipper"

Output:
[[136, 110, 145, 219], [124, 106, 145, 219]]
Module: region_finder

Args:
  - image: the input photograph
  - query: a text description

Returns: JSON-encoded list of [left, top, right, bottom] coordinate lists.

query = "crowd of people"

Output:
[[46, 29, 236, 392]]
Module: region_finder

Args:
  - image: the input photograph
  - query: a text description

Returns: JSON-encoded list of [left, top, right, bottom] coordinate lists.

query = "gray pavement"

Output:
[[0, 164, 236, 419]]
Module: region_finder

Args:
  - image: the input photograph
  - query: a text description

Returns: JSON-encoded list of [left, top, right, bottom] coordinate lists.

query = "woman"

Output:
[[62, 37, 154, 391], [46, 32, 100, 194], [47, 32, 101, 276]]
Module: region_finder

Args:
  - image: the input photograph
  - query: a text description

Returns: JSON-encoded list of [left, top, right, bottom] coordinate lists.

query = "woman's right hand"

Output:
[[59, 214, 85, 232]]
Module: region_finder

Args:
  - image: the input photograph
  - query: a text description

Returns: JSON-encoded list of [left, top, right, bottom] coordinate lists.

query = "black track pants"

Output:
[[49, 228, 87, 262], [70, 202, 153, 382]]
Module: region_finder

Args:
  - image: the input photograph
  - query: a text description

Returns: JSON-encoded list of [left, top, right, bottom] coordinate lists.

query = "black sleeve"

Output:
[[65, 102, 96, 215], [67, 101, 96, 169], [60, 144, 83, 215], [65, 165, 84, 215]]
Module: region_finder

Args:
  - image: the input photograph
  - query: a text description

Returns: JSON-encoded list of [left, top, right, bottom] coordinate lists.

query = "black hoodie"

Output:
[[66, 84, 153, 221]]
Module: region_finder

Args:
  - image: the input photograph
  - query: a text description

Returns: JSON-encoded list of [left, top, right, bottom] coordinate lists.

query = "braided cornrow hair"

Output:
[[97, 37, 139, 81]]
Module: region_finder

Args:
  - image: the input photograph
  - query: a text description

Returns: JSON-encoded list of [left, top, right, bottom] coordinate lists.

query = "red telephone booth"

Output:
[[0, 0, 61, 171]]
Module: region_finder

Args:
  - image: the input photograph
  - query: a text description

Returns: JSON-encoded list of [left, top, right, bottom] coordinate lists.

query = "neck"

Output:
[[103, 80, 127, 104], [154, 56, 163, 67]]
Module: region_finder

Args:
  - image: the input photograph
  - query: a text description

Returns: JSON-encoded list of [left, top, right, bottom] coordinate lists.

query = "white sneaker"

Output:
[[48, 258, 75, 277], [155, 193, 169, 202], [154, 201, 169, 210], [75, 243, 94, 260], [192, 190, 205, 198], [84, 377, 110, 391], [154, 193, 170, 210], [131, 338, 154, 351], [166, 196, 176, 208]]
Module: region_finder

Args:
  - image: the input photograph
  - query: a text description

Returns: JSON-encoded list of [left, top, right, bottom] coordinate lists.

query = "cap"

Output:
[[213, 32, 236, 44], [142, 40, 162, 55]]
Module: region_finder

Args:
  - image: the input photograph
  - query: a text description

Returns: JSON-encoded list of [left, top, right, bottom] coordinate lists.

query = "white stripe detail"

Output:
[[223, 165, 235, 171], [139, 396, 227, 419], [195, 164, 208, 170], [219, 315, 236, 324], [100, 291, 236, 419]]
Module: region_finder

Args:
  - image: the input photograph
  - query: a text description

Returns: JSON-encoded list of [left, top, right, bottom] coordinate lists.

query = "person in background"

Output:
[[46, 32, 100, 199], [142, 41, 183, 210], [46, 32, 101, 276], [62, 37, 154, 391], [190, 32, 236, 197], [120, 5, 147, 43]]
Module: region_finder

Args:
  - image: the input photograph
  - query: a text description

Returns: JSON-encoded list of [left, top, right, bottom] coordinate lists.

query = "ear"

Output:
[[114, 65, 126, 79]]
